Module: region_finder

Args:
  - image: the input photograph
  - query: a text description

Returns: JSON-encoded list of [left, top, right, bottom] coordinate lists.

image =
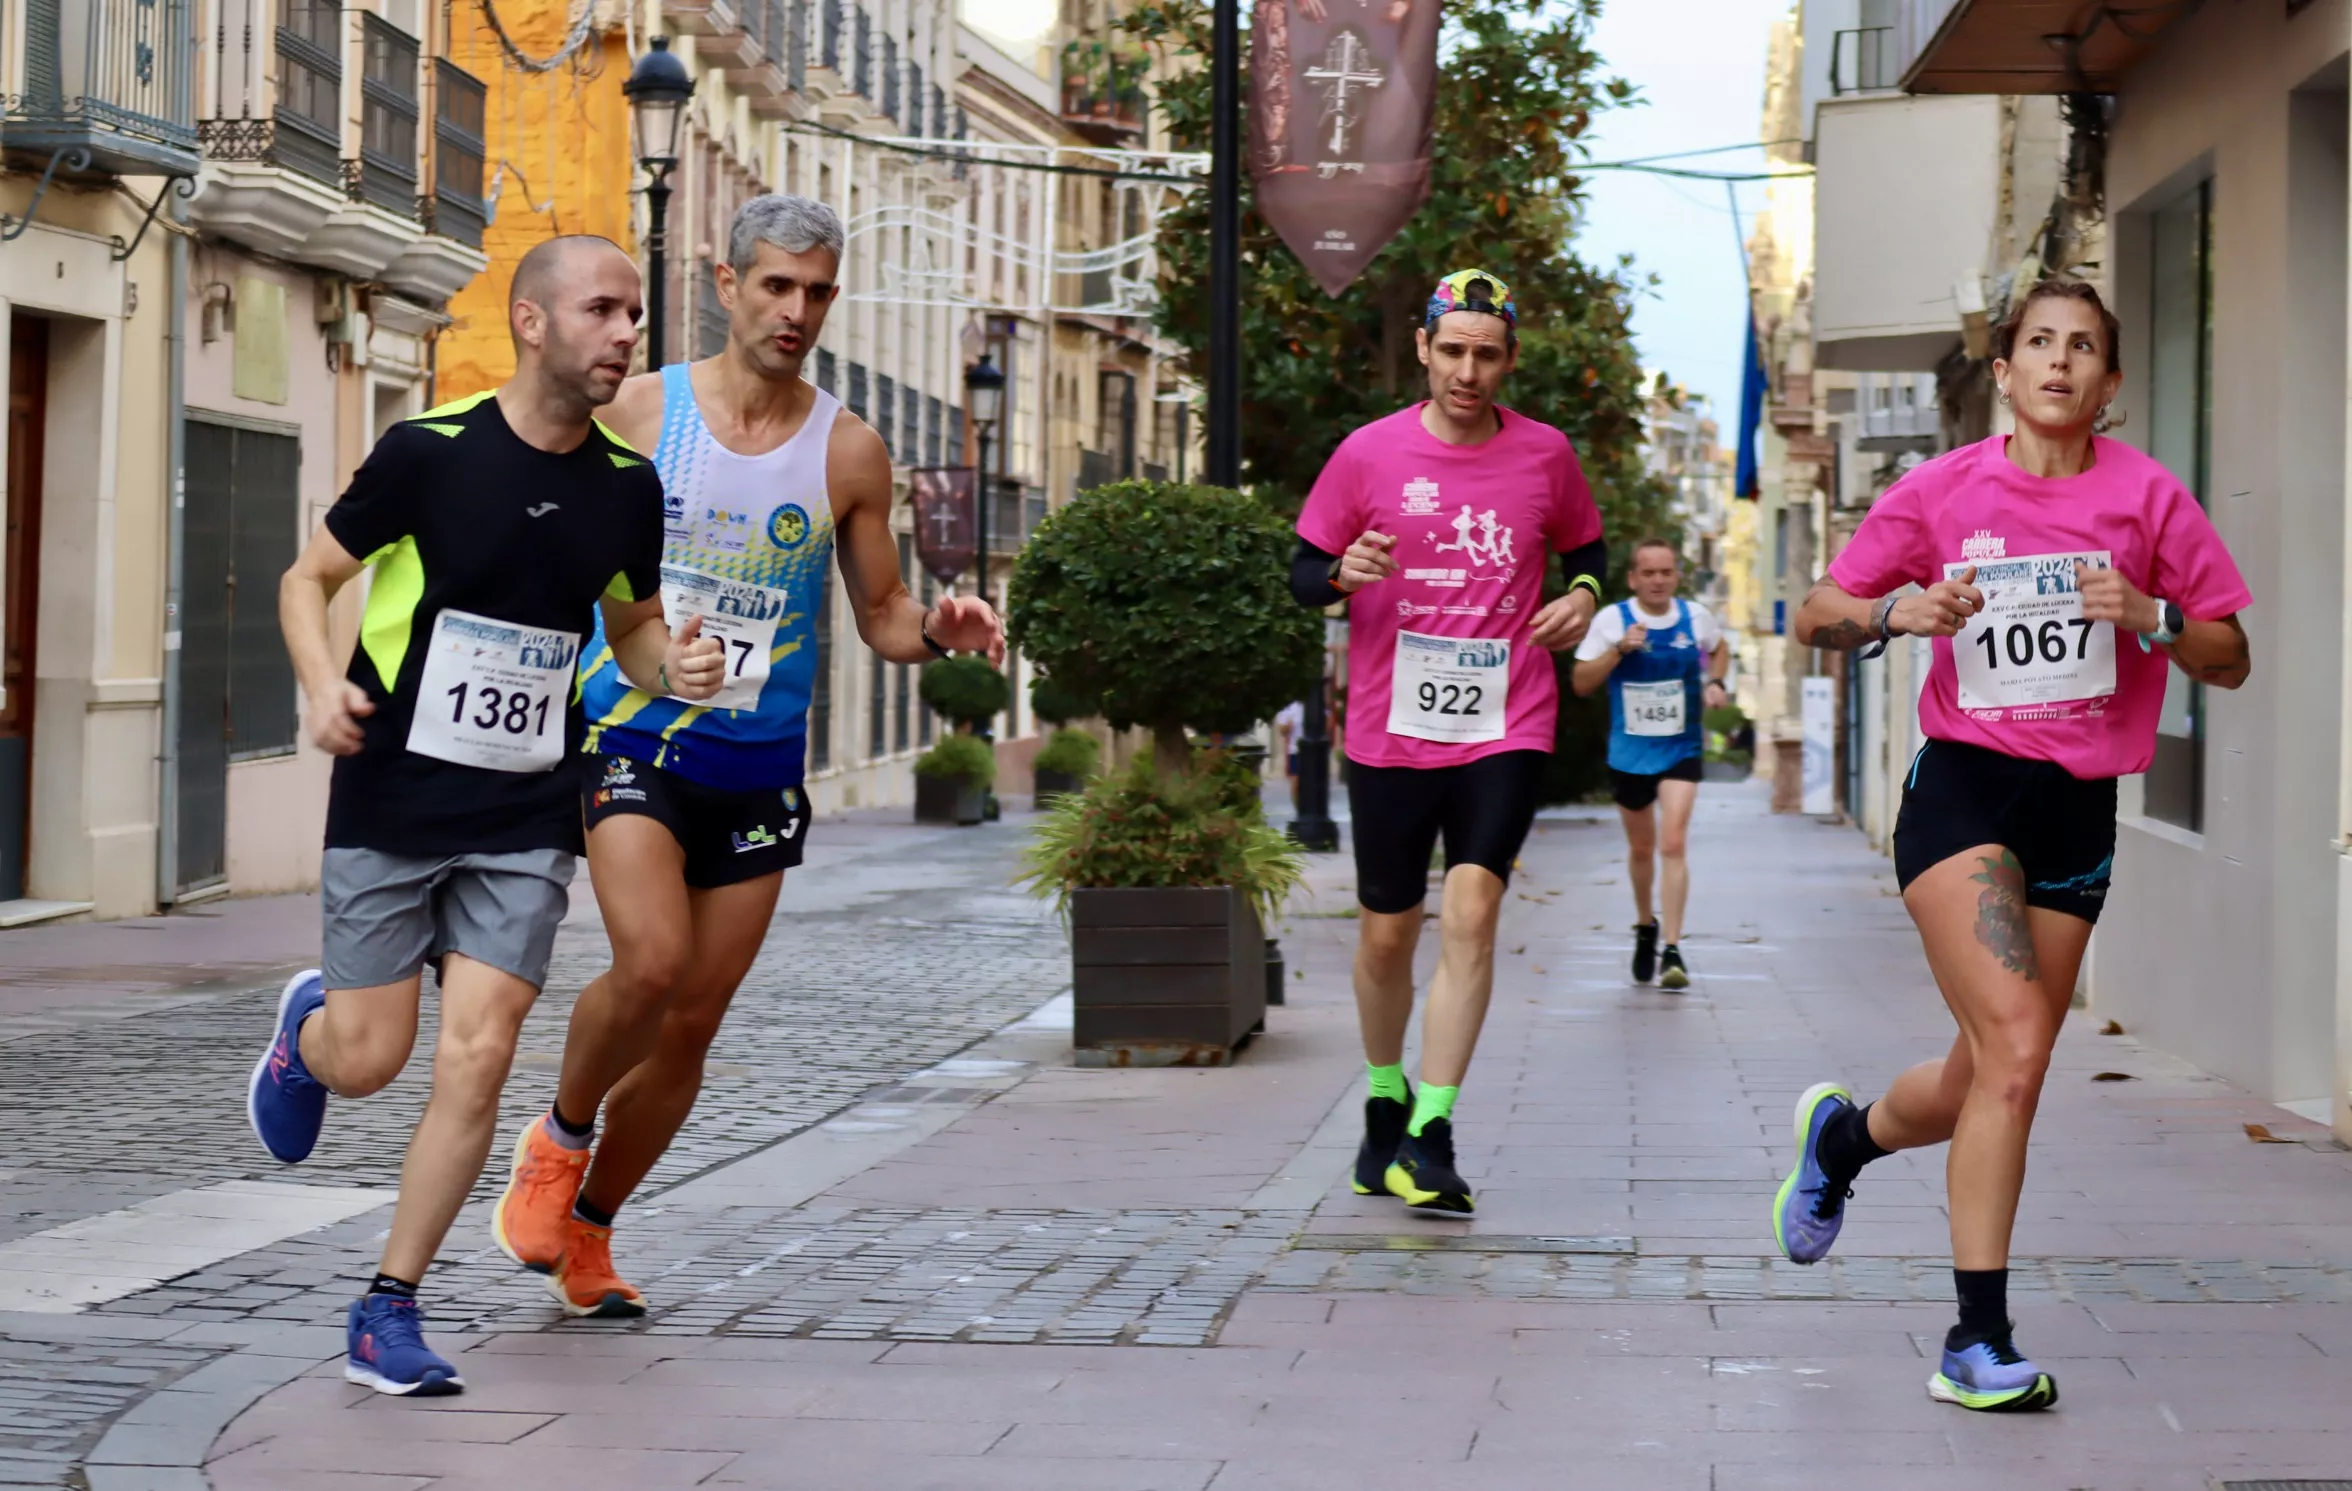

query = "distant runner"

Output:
[[489, 195, 1001, 1318], [252, 236, 723, 1395], [1570, 538, 1729, 990], [1782, 279, 2252, 1412], [1291, 269, 1607, 1216]]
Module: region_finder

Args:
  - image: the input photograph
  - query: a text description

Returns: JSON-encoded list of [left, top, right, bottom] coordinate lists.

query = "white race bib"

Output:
[[1387, 630, 1508, 744], [1621, 678, 1686, 737], [407, 608, 578, 772], [1948, 550, 2117, 711], [660, 564, 786, 712]]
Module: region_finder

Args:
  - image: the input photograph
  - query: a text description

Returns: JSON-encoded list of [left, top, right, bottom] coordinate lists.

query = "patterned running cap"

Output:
[[1425, 269, 1517, 332]]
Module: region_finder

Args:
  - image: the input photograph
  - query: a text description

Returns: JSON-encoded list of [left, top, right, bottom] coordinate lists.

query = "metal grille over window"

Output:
[[903, 386, 921, 469], [881, 35, 900, 123], [907, 62, 925, 137], [847, 361, 869, 420], [272, 0, 343, 185], [817, 348, 837, 394], [822, 0, 843, 70], [925, 395, 943, 467], [356, 15, 421, 215], [697, 260, 731, 358], [877, 373, 897, 458], [950, 405, 965, 463], [431, 59, 488, 246], [787, 0, 809, 91], [852, 7, 871, 97]]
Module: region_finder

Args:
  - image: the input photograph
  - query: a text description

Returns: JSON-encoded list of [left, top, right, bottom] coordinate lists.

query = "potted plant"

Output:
[[916, 656, 1010, 822], [913, 733, 993, 825], [1008, 479, 1322, 1064], [1029, 674, 1097, 806]]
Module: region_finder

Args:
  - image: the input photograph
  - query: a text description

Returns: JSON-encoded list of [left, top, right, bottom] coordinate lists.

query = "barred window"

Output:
[[847, 361, 869, 420], [876, 372, 897, 457], [817, 347, 837, 394]]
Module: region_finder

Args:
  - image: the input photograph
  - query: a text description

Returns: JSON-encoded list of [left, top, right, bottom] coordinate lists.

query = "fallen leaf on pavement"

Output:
[[2090, 1071, 2135, 1082], [2099, 1019, 2125, 1036], [1511, 946, 1526, 955], [2244, 1123, 2296, 1143], [1532, 966, 1546, 974]]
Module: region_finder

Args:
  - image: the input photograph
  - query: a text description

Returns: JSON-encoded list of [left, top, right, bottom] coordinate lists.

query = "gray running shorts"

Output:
[[320, 848, 576, 992]]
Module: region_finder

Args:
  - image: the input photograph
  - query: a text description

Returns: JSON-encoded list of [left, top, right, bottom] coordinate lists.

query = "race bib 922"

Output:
[[1387, 630, 1509, 745]]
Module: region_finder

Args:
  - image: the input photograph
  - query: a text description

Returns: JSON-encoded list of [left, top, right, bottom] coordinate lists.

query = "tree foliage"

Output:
[[919, 656, 1012, 732], [1127, 0, 1684, 799], [1029, 673, 1093, 728], [1006, 479, 1323, 773]]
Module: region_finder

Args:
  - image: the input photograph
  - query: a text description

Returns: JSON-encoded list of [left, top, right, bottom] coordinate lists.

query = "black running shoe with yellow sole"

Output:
[[1384, 1117, 1473, 1215], [1632, 922, 1659, 985], [1352, 1088, 1413, 1196], [1659, 945, 1690, 991]]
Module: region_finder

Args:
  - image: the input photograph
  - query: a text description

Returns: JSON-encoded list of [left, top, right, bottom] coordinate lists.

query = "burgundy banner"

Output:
[[910, 467, 977, 585], [1249, 0, 1441, 298]]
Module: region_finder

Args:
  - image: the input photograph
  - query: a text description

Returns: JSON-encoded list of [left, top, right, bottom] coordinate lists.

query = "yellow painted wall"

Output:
[[437, 10, 637, 399]]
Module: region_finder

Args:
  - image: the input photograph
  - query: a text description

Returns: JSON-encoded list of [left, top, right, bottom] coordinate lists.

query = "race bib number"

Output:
[[660, 565, 786, 712], [1387, 630, 1508, 744], [1621, 678, 1686, 737], [1947, 550, 2117, 711], [407, 609, 578, 772]]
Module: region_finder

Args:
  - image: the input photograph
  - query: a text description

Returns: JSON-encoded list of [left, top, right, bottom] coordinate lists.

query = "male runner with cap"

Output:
[[489, 195, 1002, 1317], [1571, 538, 1730, 990], [1291, 269, 1608, 1215], [250, 235, 725, 1395]]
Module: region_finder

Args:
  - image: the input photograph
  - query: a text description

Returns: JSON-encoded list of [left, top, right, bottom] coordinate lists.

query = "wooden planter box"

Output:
[[1034, 767, 1083, 808], [914, 773, 985, 825], [1071, 886, 1265, 1066]]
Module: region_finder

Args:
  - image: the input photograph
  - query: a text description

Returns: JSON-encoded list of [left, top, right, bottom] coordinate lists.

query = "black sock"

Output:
[[1948, 1268, 2009, 1348], [1817, 1100, 1892, 1183], [572, 1197, 617, 1228], [368, 1273, 418, 1301], [548, 1100, 594, 1140]]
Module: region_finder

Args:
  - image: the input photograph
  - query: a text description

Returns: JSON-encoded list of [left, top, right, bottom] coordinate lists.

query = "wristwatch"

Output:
[[920, 613, 951, 659], [1326, 556, 1347, 593], [2146, 598, 2184, 646]]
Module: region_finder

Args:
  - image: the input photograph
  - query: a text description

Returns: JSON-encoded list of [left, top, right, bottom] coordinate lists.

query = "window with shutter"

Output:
[[848, 362, 869, 420], [698, 260, 731, 358], [357, 15, 420, 215], [876, 373, 896, 457], [817, 348, 837, 394]]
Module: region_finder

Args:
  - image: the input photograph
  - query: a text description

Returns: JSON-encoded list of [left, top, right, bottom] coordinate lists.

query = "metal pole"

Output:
[[975, 425, 990, 609], [646, 168, 672, 368], [1289, 624, 1339, 852], [1206, 0, 1240, 488]]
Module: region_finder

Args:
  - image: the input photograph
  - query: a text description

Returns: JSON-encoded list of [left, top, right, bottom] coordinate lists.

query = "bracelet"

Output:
[[1325, 556, 1347, 593], [1568, 574, 1602, 602], [920, 615, 951, 659], [1855, 595, 1901, 661]]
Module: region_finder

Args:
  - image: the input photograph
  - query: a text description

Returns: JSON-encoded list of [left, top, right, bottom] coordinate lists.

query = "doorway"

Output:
[[0, 318, 48, 901]]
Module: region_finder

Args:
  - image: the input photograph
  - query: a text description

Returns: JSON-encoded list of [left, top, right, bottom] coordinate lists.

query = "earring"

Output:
[[1997, 387, 2011, 407]]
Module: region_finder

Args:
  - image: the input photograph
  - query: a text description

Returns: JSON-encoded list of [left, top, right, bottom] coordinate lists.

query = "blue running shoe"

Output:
[[1773, 1080, 1855, 1265], [345, 1294, 465, 1396], [1929, 1334, 2057, 1412], [248, 969, 329, 1164]]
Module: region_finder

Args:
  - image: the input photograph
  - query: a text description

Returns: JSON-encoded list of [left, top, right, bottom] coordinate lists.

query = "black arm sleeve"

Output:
[[1291, 537, 1341, 608], [1558, 538, 1608, 590]]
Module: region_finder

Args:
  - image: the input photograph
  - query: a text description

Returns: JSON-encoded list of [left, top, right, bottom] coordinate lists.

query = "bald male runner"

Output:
[[252, 235, 724, 1396]]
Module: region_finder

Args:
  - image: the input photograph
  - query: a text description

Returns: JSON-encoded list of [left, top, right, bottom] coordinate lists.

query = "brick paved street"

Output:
[[6, 788, 2352, 1489]]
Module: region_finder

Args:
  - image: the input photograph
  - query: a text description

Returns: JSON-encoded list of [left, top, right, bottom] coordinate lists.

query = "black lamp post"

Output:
[[964, 352, 1006, 609], [624, 37, 693, 369]]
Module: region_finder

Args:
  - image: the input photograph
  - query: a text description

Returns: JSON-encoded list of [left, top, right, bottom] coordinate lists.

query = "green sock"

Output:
[[1366, 1063, 1408, 1104], [1408, 1083, 1459, 1136]]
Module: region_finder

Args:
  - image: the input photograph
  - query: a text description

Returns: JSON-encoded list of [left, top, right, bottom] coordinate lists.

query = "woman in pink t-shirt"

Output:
[[1777, 281, 2253, 1412]]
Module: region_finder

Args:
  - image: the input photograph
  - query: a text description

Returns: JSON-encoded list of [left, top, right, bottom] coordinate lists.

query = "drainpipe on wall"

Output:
[[155, 195, 189, 911]]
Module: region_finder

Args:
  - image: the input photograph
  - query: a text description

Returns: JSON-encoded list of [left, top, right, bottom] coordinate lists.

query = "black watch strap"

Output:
[[1326, 556, 1346, 591], [920, 615, 951, 659]]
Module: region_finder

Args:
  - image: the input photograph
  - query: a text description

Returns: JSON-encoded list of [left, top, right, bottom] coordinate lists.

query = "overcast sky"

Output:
[[1572, 0, 1781, 437]]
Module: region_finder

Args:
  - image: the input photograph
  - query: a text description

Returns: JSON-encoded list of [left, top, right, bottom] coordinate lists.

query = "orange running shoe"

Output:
[[550, 1218, 645, 1318], [490, 1118, 588, 1275]]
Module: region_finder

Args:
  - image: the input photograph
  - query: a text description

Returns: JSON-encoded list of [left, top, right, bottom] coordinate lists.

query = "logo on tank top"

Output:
[[1400, 478, 1442, 515], [1961, 529, 2006, 563], [767, 503, 812, 549]]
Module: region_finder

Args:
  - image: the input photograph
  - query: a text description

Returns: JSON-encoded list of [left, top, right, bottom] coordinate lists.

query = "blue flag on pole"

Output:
[[1734, 306, 1769, 499]]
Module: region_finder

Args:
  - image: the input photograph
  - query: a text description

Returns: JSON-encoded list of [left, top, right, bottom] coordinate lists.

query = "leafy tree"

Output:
[[919, 656, 1011, 733], [1029, 673, 1093, 728], [1126, 0, 1680, 800], [1007, 479, 1322, 780]]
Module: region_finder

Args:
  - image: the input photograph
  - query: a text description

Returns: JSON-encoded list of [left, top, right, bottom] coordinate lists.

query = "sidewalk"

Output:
[[15, 787, 2352, 1489]]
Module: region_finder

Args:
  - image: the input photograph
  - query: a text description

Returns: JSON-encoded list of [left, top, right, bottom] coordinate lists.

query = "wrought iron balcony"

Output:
[[429, 59, 487, 248], [1059, 39, 1144, 144], [5, 0, 201, 178], [1829, 27, 1895, 96]]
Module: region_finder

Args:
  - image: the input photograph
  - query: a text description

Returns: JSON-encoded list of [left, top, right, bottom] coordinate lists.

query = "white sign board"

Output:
[[1801, 675, 1835, 816]]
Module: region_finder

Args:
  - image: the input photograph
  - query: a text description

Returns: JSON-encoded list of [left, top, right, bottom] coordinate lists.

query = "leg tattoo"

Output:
[[1968, 850, 2039, 981]]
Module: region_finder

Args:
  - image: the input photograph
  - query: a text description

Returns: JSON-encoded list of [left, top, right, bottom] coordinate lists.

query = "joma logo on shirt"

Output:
[[1961, 530, 2006, 563]]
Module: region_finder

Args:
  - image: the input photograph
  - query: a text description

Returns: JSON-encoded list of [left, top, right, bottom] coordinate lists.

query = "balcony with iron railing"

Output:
[[1059, 39, 1145, 145], [5, 0, 202, 179], [428, 58, 487, 248], [349, 14, 419, 215], [1829, 26, 1895, 95]]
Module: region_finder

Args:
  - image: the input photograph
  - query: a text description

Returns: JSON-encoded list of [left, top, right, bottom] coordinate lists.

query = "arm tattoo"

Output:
[[1969, 850, 2041, 981], [1810, 618, 1872, 651]]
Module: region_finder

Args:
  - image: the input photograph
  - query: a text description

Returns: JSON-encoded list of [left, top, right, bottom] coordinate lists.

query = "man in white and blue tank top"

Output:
[[489, 196, 1004, 1316], [1571, 538, 1729, 992]]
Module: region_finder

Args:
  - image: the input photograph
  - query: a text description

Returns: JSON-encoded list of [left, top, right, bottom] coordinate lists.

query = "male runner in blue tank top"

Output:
[[492, 195, 1004, 1316], [1571, 538, 1729, 991]]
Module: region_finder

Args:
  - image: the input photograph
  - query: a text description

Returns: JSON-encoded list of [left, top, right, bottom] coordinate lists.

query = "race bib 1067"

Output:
[[1947, 550, 2117, 712], [407, 608, 579, 772], [660, 564, 787, 713], [1387, 630, 1509, 744]]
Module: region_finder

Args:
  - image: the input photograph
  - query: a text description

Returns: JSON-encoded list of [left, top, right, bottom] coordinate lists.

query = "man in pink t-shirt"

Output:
[[1289, 268, 1606, 1217]]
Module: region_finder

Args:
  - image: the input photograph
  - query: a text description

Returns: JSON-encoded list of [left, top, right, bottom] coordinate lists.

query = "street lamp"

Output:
[[963, 352, 1006, 608], [624, 37, 693, 370]]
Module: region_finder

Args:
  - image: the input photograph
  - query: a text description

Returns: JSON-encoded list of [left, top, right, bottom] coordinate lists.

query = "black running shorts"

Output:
[[1891, 738, 2117, 925], [582, 753, 812, 889], [1346, 749, 1548, 915], [1608, 755, 1704, 812]]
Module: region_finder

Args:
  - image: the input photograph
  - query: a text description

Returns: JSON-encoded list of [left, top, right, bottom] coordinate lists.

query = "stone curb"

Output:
[[82, 1325, 343, 1491]]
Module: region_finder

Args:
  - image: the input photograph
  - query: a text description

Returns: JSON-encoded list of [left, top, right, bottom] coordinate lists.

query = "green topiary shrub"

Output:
[[919, 656, 1011, 733], [1007, 480, 1321, 780], [1033, 727, 1101, 778], [1016, 757, 1304, 926], [1029, 673, 1093, 728], [914, 732, 996, 787]]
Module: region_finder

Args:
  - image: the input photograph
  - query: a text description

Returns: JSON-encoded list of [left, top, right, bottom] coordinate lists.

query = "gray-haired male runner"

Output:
[[490, 196, 1004, 1316]]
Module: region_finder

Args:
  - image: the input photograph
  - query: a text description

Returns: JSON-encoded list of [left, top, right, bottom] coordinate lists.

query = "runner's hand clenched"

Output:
[[1889, 566, 1984, 638], [663, 614, 729, 701], [308, 680, 375, 756], [1615, 623, 1650, 656], [2073, 562, 2161, 634], [926, 594, 1008, 667], [1529, 587, 1597, 653], [1334, 530, 1398, 593]]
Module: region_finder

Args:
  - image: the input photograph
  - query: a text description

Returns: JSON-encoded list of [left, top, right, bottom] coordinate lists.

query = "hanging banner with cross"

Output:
[[1248, 0, 1441, 297], [910, 467, 978, 585]]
